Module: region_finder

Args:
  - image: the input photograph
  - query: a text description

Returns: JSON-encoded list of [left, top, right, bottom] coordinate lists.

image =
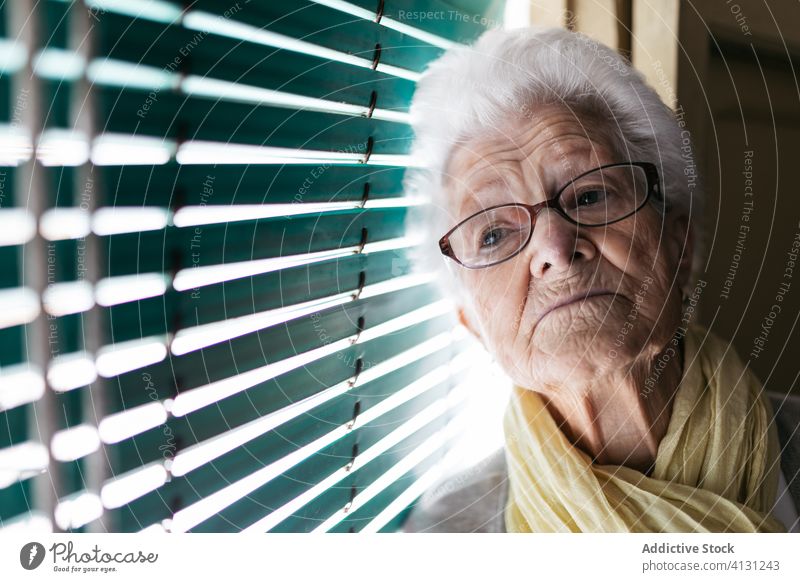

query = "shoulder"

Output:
[[402, 448, 508, 533]]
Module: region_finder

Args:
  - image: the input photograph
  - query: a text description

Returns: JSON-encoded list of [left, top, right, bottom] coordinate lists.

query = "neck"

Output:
[[538, 335, 684, 474]]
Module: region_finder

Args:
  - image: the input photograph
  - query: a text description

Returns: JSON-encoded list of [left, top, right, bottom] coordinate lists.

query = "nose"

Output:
[[527, 208, 597, 279]]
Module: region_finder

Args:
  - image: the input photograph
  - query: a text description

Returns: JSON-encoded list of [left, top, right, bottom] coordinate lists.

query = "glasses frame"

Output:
[[438, 161, 663, 269]]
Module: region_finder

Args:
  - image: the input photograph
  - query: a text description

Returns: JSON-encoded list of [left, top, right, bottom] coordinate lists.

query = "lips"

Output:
[[534, 290, 617, 328]]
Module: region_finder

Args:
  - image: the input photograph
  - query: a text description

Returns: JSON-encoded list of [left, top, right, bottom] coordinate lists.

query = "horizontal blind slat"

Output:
[[86, 0, 437, 80], [307, 414, 461, 532], [96, 87, 414, 153], [187, 376, 470, 532], [191, 0, 443, 73], [39, 199, 422, 243], [266, 394, 477, 533], [104, 357, 472, 531], [84, 279, 443, 407], [0, 480, 34, 524], [347, 0, 505, 42], [103, 313, 459, 475], [97, 207, 411, 278], [255, 411, 450, 532], [167, 331, 462, 479], [99, 164, 408, 207], [95, 13, 418, 112]]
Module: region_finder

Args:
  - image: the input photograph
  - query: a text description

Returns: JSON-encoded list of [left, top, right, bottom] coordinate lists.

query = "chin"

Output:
[[531, 318, 650, 379]]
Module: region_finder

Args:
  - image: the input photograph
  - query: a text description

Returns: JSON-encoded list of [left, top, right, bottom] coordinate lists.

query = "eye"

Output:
[[480, 226, 507, 248], [576, 189, 606, 206]]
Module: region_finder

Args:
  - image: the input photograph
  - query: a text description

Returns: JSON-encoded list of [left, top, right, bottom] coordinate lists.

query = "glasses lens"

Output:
[[559, 164, 649, 226], [448, 205, 531, 268]]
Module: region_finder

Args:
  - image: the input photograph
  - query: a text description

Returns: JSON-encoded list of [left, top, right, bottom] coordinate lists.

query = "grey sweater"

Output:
[[403, 391, 800, 533]]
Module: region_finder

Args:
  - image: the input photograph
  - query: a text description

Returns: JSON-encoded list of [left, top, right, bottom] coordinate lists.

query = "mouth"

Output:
[[534, 290, 617, 328]]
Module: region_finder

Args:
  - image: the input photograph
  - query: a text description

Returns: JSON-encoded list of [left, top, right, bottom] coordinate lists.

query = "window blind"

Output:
[[0, 0, 505, 533]]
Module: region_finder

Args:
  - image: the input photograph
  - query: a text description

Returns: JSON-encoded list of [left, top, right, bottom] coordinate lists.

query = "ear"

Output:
[[457, 304, 483, 345]]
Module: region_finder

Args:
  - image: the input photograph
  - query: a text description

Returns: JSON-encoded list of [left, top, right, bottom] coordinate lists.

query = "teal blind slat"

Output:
[[101, 165, 408, 207], [96, 14, 418, 112], [42, 246, 416, 359], [0, 480, 33, 523], [182, 248, 414, 324], [0, 77, 10, 123], [192, 0, 444, 72], [86, 246, 415, 357], [98, 208, 410, 278], [96, 87, 414, 153], [327, 452, 444, 533], [0, 247, 20, 288], [43, 0, 71, 49], [190, 378, 457, 532], [94, 250, 425, 351], [0, 406, 30, 449], [0, 326, 26, 366], [109, 305, 452, 427], [107, 347, 467, 532], [107, 285, 448, 418], [348, 0, 506, 42], [287, 425, 447, 533], [94, 0, 444, 75], [0, 0, 502, 532]]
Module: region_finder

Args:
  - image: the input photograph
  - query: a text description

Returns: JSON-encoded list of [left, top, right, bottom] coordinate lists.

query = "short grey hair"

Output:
[[402, 26, 704, 300]]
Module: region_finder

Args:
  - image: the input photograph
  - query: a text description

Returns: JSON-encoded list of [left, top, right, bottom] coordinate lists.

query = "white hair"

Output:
[[402, 26, 704, 299]]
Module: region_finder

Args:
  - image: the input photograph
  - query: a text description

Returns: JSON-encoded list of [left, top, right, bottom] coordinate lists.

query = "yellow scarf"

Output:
[[503, 323, 786, 532]]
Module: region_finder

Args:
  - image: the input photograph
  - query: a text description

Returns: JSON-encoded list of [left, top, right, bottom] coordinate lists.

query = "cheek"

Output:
[[462, 264, 530, 336], [629, 218, 677, 289], [598, 210, 668, 274], [600, 221, 677, 317]]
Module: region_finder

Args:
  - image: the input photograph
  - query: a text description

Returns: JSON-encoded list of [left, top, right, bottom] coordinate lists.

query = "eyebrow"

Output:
[[453, 146, 614, 219], [458, 177, 513, 218]]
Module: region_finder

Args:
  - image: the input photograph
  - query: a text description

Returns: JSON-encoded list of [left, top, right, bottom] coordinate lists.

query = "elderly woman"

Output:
[[402, 27, 800, 533]]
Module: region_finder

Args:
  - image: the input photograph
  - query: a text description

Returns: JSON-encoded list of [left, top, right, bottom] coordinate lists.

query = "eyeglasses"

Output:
[[438, 161, 662, 269]]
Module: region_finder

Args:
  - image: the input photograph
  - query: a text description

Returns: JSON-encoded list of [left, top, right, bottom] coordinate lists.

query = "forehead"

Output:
[[443, 105, 618, 194]]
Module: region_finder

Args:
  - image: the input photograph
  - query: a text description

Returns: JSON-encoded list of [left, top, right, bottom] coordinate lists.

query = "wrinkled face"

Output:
[[443, 104, 691, 387]]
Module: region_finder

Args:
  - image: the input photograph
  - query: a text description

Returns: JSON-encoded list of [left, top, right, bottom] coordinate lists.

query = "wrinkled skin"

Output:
[[444, 104, 693, 471]]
